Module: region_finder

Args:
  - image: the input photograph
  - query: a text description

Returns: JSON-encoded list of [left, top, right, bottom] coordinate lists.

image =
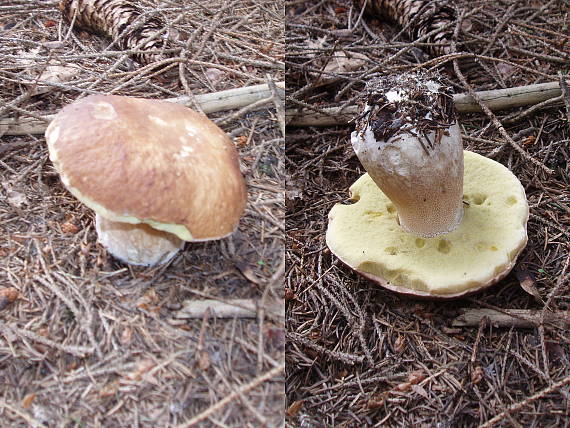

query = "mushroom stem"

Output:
[[352, 73, 464, 238], [95, 213, 184, 266]]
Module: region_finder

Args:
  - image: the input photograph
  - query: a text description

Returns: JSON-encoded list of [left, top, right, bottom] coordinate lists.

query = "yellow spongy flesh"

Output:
[[326, 151, 529, 295]]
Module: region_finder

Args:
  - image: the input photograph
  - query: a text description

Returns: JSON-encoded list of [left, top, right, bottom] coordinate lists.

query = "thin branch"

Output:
[[452, 309, 570, 329], [286, 81, 567, 127], [1, 321, 94, 357], [0, 82, 285, 136], [176, 364, 284, 428], [479, 375, 570, 428], [451, 11, 553, 175]]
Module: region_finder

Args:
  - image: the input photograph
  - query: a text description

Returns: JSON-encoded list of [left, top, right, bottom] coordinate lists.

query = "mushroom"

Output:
[[45, 94, 247, 266], [326, 73, 529, 297], [351, 73, 463, 238]]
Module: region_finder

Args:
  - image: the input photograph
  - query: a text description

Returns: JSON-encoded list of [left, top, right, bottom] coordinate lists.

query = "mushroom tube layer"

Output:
[[326, 151, 528, 298]]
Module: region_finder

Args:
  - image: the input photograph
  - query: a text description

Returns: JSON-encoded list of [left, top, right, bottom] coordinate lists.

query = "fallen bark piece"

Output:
[[0, 82, 285, 136], [17, 47, 82, 95], [175, 299, 258, 319], [310, 51, 369, 87], [60, 0, 172, 65], [32, 65, 82, 95], [287, 81, 567, 127], [452, 308, 570, 328]]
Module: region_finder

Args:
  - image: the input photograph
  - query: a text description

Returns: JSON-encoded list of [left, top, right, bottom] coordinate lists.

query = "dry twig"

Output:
[[0, 81, 284, 135], [452, 309, 570, 329], [174, 299, 258, 319], [177, 364, 284, 427], [286, 81, 567, 127]]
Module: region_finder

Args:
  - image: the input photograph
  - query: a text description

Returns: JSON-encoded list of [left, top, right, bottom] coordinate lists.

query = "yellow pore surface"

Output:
[[326, 151, 529, 295]]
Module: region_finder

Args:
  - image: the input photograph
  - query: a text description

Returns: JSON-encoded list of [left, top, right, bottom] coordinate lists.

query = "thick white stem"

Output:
[[352, 122, 464, 238], [95, 213, 184, 266]]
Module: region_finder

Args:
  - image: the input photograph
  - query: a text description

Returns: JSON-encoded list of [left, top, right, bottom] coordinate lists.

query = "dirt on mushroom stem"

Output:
[[354, 72, 456, 151], [351, 72, 465, 238]]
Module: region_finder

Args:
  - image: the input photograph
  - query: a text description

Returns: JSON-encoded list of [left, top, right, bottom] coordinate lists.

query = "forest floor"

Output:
[[0, 1, 284, 427], [286, 1, 569, 427]]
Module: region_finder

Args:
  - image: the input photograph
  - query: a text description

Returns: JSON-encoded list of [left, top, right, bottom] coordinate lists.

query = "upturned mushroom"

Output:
[[326, 73, 529, 298], [45, 94, 247, 266]]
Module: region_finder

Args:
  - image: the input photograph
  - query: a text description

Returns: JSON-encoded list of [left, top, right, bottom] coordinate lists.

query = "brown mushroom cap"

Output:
[[45, 94, 247, 241]]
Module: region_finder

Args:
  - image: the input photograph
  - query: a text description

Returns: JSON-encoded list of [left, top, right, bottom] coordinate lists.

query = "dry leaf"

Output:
[[17, 48, 81, 95], [396, 381, 411, 392], [7, 191, 27, 208], [310, 51, 368, 86], [322, 51, 368, 75], [284, 288, 296, 301], [461, 18, 473, 33], [61, 220, 79, 235], [137, 289, 161, 312], [197, 351, 210, 371], [471, 366, 484, 384], [411, 384, 429, 398], [99, 380, 119, 398], [21, 393, 36, 409], [235, 262, 264, 285], [234, 135, 248, 148], [286, 400, 303, 417], [408, 370, 426, 385], [394, 335, 406, 353], [515, 264, 543, 302], [522, 135, 536, 146], [496, 62, 517, 79], [3, 183, 28, 208], [306, 36, 327, 52], [120, 327, 133, 346], [126, 359, 156, 381], [37, 65, 80, 86], [366, 392, 386, 410], [0, 287, 20, 310], [66, 360, 79, 372], [204, 68, 226, 87]]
